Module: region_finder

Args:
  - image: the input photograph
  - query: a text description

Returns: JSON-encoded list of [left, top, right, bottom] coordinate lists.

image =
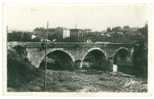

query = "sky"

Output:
[[6, 4, 149, 31]]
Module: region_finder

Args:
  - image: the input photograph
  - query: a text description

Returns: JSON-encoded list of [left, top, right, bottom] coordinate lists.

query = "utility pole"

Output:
[[43, 37, 47, 90], [43, 20, 49, 90]]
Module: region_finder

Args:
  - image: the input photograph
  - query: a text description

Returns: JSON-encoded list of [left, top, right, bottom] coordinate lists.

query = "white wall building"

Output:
[[63, 28, 70, 39]]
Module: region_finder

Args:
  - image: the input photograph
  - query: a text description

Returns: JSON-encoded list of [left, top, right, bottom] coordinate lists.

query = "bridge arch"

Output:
[[39, 48, 75, 70], [113, 47, 129, 63], [113, 47, 133, 73], [80, 47, 107, 69]]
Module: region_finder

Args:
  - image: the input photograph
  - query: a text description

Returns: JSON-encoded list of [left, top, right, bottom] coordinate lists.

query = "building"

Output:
[[63, 28, 70, 39], [70, 28, 84, 42]]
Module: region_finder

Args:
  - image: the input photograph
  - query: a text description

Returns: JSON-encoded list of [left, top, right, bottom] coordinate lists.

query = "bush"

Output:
[[132, 41, 147, 78], [7, 46, 38, 88]]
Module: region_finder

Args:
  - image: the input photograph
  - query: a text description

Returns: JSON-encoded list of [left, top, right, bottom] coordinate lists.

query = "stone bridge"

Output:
[[8, 42, 135, 72]]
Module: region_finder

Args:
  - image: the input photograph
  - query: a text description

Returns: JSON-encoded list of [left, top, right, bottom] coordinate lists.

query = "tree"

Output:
[[138, 24, 148, 45], [106, 27, 112, 32], [123, 25, 130, 30], [132, 41, 147, 78], [112, 26, 122, 32]]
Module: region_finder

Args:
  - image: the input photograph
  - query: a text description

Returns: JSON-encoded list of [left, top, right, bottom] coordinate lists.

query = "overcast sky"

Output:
[[6, 4, 148, 31]]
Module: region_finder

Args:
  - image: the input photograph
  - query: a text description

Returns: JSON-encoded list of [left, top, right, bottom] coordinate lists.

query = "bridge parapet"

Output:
[[8, 41, 134, 48]]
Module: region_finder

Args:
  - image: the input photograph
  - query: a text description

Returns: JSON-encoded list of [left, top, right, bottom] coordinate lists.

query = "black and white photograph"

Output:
[[5, 2, 149, 93]]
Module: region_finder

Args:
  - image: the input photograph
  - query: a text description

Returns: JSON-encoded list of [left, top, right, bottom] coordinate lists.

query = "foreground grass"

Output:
[[8, 70, 147, 92]]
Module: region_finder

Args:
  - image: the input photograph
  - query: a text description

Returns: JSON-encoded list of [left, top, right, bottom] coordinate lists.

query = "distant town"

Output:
[[7, 24, 148, 45]]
